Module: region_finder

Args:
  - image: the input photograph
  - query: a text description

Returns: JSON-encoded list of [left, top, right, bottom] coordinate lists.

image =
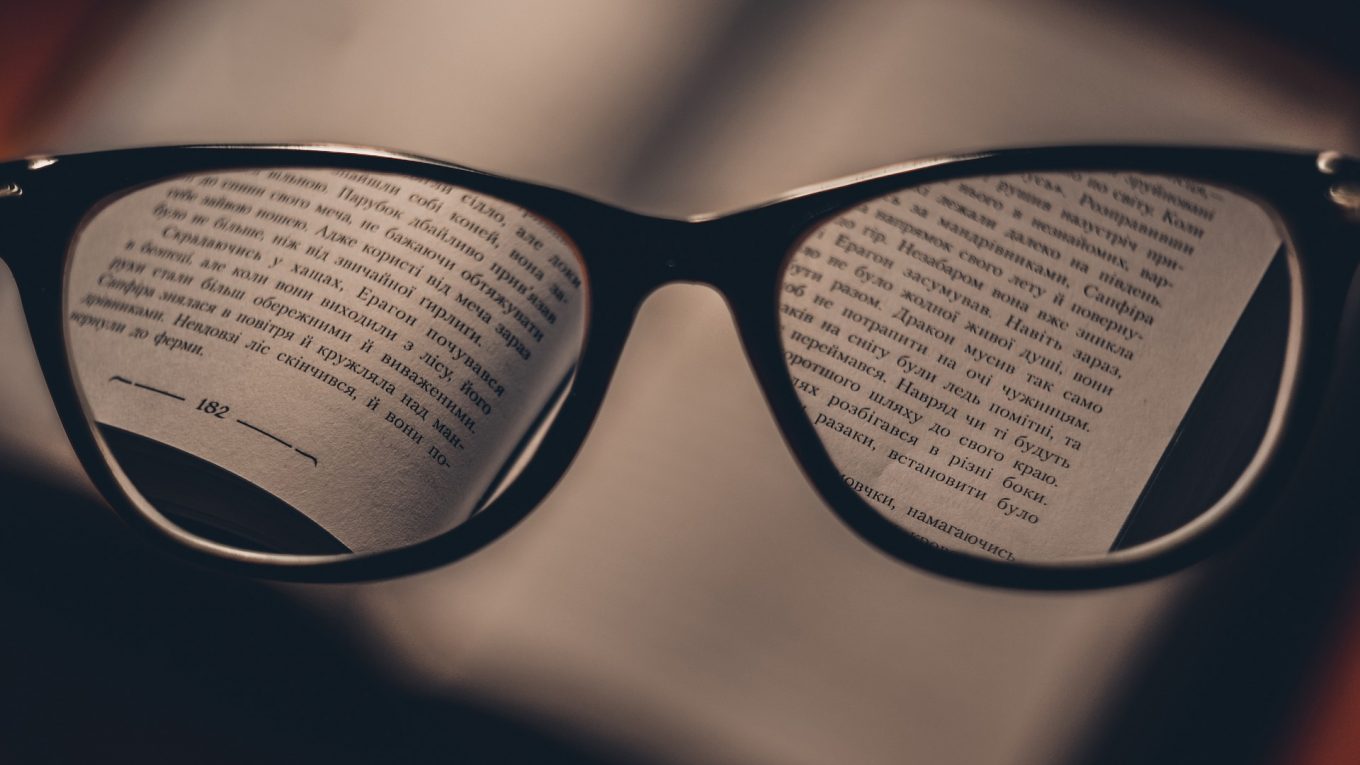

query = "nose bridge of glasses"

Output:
[[624, 215, 734, 290]]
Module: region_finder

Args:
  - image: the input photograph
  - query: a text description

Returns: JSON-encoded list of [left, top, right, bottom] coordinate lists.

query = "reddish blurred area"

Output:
[[1281, 572, 1360, 765], [0, 0, 138, 154]]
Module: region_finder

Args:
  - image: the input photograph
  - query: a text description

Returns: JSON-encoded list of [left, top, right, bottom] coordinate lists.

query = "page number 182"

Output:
[[196, 399, 231, 418]]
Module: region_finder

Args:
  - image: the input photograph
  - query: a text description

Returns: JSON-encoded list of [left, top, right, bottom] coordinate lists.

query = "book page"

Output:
[[779, 171, 1283, 561], [65, 167, 586, 552]]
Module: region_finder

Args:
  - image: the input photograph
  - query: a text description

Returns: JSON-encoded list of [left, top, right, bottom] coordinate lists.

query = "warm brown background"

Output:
[[2, 2, 1359, 763]]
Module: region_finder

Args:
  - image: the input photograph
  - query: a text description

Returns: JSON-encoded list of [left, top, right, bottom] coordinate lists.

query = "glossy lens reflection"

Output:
[[65, 168, 587, 555], [778, 171, 1291, 563]]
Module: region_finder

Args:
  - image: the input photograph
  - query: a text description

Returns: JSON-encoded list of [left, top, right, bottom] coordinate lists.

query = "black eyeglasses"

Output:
[[3, 144, 1358, 588]]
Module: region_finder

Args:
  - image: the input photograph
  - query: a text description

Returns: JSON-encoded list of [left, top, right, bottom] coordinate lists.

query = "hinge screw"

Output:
[[1319, 150, 1349, 175], [1331, 182, 1360, 214]]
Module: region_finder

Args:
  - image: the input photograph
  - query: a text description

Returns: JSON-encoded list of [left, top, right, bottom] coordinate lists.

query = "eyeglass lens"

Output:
[[777, 171, 1291, 563], [64, 169, 588, 554]]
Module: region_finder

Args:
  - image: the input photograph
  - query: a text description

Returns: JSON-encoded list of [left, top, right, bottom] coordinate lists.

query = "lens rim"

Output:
[[742, 150, 1323, 589], [772, 192, 1302, 573], [11, 145, 631, 581], [61, 166, 593, 557]]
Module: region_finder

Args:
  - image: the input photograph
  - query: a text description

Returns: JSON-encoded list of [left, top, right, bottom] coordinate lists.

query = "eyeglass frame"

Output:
[[2, 143, 1357, 589]]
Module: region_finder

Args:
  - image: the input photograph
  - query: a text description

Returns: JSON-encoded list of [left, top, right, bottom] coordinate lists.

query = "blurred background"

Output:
[[2, 1, 1360, 763]]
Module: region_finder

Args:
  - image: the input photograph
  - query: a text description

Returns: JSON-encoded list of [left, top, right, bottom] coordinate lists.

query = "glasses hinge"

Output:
[[1318, 151, 1360, 218], [1332, 182, 1360, 212], [0, 182, 21, 199]]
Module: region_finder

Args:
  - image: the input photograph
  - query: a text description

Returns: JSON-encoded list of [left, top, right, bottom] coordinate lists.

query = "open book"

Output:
[[66, 166, 586, 553]]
